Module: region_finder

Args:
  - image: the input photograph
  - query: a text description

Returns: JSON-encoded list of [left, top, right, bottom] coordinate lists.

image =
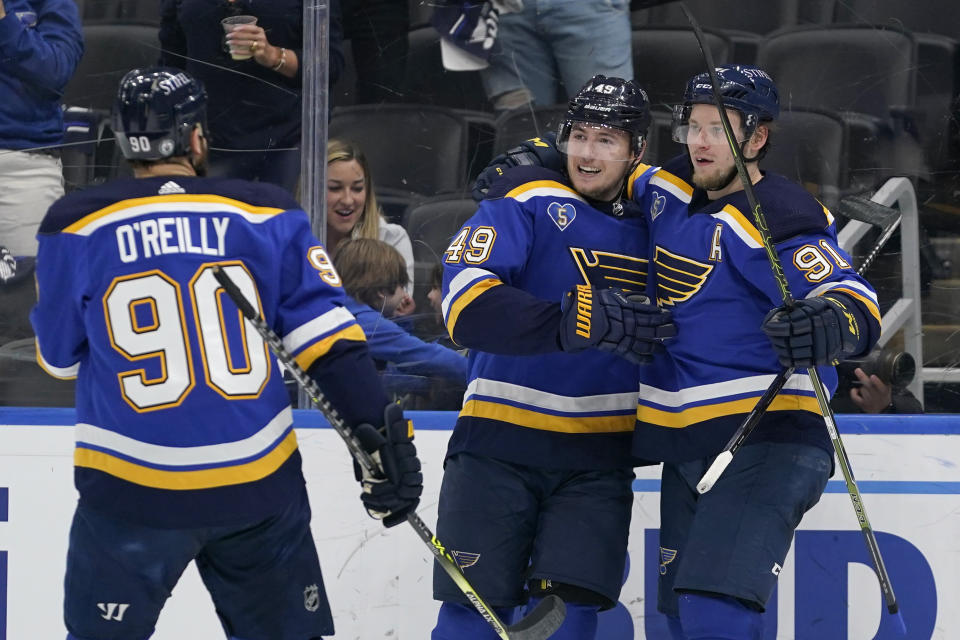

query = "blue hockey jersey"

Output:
[[627, 157, 881, 462], [31, 176, 372, 527], [441, 166, 655, 470]]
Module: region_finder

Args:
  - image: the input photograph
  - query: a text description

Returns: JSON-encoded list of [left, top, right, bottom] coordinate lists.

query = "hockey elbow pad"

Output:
[[761, 294, 866, 368], [559, 285, 675, 365]]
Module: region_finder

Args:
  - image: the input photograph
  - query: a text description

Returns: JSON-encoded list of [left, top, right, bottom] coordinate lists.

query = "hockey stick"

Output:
[[212, 265, 565, 640], [697, 199, 901, 493], [679, 3, 903, 624], [837, 195, 902, 274]]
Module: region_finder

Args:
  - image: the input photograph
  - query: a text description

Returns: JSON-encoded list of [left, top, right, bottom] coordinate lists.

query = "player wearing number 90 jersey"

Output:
[[29, 67, 422, 640], [32, 174, 366, 526]]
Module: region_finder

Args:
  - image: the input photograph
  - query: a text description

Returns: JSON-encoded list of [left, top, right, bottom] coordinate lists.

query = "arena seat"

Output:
[[492, 104, 568, 156], [757, 24, 922, 191], [763, 108, 849, 210], [831, 0, 960, 173], [640, 0, 830, 63], [329, 104, 473, 196], [403, 194, 478, 269], [62, 24, 161, 111], [81, 0, 160, 25], [630, 27, 732, 109]]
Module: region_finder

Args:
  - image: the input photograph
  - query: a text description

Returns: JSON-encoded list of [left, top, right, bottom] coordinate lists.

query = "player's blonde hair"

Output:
[[326, 138, 383, 244]]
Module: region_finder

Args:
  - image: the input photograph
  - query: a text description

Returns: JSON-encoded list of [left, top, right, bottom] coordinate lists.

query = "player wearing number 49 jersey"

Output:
[[31, 67, 422, 640], [434, 76, 675, 640]]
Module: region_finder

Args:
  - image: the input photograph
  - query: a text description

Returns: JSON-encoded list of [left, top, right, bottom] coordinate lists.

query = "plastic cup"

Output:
[[221, 15, 258, 60]]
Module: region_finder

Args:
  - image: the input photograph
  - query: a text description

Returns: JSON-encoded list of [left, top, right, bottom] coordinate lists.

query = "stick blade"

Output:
[[837, 195, 900, 230], [506, 595, 566, 640]]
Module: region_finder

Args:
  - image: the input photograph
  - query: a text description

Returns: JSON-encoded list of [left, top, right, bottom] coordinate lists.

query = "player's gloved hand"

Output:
[[559, 285, 676, 365], [472, 131, 563, 202], [352, 402, 423, 528], [762, 295, 862, 367], [0, 246, 16, 283]]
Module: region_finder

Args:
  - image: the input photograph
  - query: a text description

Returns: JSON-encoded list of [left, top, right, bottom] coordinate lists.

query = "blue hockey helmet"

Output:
[[674, 64, 779, 139], [557, 75, 651, 160], [111, 67, 208, 161]]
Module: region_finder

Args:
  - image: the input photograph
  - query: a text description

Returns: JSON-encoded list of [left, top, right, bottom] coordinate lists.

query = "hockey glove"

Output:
[[762, 295, 863, 368], [0, 246, 16, 283], [471, 131, 563, 201], [559, 285, 675, 365], [352, 402, 423, 528]]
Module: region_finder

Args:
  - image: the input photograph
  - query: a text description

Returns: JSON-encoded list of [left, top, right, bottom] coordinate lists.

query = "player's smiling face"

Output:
[[326, 159, 367, 238], [565, 123, 634, 201]]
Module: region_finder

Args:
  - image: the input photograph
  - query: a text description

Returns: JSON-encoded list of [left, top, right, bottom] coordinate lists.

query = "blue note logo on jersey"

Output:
[[451, 550, 481, 569], [547, 202, 576, 231], [650, 191, 666, 220], [654, 246, 713, 307], [570, 248, 648, 291], [659, 546, 677, 575]]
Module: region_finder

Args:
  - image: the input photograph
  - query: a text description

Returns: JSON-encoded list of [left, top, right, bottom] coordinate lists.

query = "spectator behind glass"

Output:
[[0, 0, 83, 258], [326, 138, 415, 305], [433, 0, 633, 111], [158, 0, 344, 193], [332, 237, 466, 394]]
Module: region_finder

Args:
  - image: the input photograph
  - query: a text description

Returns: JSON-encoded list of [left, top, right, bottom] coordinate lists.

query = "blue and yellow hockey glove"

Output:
[[762, 295, 864, 367], [471, 132, 563, 201], [559, 285, 675, 365]]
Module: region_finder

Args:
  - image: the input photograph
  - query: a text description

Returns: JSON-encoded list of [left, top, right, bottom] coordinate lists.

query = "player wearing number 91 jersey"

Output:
[[30, 67, 421, 640]]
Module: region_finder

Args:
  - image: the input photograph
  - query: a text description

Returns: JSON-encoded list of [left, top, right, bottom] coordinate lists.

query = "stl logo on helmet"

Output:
[[156, 72, 192, 95]]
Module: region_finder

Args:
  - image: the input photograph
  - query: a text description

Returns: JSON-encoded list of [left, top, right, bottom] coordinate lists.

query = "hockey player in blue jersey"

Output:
[[431, 75, 675, 639], [475, 65, 883, 639], [30, 67, 422, 640], [634, 65, 881, 639]]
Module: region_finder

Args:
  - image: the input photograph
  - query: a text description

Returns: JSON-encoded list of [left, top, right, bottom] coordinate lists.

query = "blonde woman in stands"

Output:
[[326, 138, 415, 315]]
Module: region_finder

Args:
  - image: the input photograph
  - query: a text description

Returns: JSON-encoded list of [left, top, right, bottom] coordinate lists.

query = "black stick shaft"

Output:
[[679, 2, 898, 614], [211, 265, 525, 639]]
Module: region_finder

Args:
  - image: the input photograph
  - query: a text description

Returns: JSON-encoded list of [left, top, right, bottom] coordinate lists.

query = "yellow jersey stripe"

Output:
[[74, 430, 299, 490], [63, 194, 287, 234], [505, 180, 586, 203], [637, 393, 822, 428], [716, 204, 764, 247], [830, 288, 882, 325], [626, 162, 654, 199], [462, 398, 635, 434], [293, 323, 367, 371], [649, 169, 694, 201], [446, 278, 502, 339]]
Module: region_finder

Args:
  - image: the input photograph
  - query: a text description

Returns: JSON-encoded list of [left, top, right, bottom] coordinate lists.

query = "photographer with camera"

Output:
[[833, 346, 924, 414]]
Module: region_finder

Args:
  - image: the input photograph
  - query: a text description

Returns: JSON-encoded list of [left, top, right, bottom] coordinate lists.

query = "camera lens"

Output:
[[884, 351, 916, 388]]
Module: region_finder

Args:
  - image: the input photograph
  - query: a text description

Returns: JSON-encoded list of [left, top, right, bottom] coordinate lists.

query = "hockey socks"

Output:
[[431, 602, 517, 640], [678, 592, 762, 640]]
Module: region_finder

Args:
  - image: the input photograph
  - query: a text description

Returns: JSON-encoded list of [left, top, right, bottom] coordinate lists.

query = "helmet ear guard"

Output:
[[111, 67, 208, 162]]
